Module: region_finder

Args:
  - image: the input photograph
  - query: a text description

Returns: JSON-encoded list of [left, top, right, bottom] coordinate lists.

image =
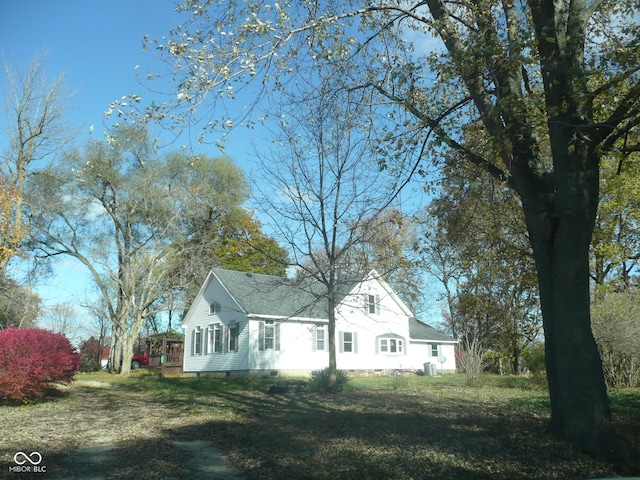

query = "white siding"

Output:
[[247, 319, 329, 372], [333, 275, 412, 371], [182, 276, 250, 373], [408, 342, 457, 372]]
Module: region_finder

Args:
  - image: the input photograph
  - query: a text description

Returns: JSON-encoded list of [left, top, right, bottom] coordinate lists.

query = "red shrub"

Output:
[[0, 328, 80, 403]]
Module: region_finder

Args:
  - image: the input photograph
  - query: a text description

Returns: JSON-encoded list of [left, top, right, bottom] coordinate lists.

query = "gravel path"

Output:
[[1, 380, 245, 480], [57, 439, 244, 480]]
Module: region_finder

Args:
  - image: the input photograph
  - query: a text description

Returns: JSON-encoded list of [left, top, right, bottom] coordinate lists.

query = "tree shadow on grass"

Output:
[[0, 385, 72, 407], [158, 388, 636, 480], [35, 380, 640, 480]]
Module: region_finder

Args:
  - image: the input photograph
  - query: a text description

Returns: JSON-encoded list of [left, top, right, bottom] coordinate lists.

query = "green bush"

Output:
[[309, 367, 350, 393], [522, 343, 546, 374]]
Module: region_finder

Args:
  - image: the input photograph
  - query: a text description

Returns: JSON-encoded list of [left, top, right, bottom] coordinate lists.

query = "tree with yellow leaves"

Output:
[[0, 176, 27, 271]]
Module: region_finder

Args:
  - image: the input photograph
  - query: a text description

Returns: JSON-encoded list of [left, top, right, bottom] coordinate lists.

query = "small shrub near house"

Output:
[[309, 367, 350, 393], [0, 328, 80, 403]]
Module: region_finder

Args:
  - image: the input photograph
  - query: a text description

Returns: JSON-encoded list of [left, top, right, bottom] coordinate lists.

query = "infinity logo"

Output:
[[13, 451, 42, 465]]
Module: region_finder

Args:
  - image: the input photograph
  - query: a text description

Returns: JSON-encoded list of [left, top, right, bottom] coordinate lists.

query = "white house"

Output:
[[181, 268, 457, 376]]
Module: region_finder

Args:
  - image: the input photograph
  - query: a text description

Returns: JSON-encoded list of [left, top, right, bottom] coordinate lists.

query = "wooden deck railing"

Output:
[[147, 337, 184, 372]]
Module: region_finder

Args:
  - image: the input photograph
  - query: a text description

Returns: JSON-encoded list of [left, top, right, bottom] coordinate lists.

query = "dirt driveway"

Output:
[[1, 380, 244, 479]]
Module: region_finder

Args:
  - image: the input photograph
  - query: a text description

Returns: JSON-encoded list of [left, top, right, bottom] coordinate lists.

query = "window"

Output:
[[314, 324, 327, 351], [259, 320, 280, 351], [193, 327, 202, 355], [431, 343, 439, 357], [264, 321, 275, 349], [343, 332, 353, 352], [228, 323, 239, 352], [209, 301, 220, 315], [207, 323, 223, 353], [379, 337, 404, 354], [340, 331, 358, 353], [364, 294, 380, 315]]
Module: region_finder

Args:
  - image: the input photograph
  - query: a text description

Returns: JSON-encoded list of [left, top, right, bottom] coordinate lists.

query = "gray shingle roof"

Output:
[[212, 268, 328, 319], [210, 269, 457, 343], [409, 317, 456, 342]]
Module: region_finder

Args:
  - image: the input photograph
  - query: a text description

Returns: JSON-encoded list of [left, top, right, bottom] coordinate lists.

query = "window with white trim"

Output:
[[340, 331, 358, 353], [364, 294, 380, 315], [259, 320, 280, 351], [264, 321, 275, 349], [431, 343, 439, 357], [207, 323, 223, 353], [314, 324, 327, 351], [379, 337, 404, 354], [344, 332, 354, 352], [193, 326, 202, 355], [209, 301, 220, 315]]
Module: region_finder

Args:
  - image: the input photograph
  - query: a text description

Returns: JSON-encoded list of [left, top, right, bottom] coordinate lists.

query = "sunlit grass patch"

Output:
[[348, 373, 466, 390]]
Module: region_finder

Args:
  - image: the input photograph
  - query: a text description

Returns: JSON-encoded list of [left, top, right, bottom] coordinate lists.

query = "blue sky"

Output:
[[1, 1, 438, 331], [2, 1, 178, 135], [0, 1, 265, 155], [0, 1, 264, 319]]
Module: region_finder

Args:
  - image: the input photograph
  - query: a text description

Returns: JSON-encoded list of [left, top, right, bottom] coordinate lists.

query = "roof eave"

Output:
[[247, 313, 327, 322], [409, 339, 459, 344]]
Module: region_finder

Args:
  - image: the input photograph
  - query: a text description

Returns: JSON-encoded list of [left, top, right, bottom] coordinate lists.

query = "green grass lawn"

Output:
[[79, 371, 639, 479], [4, 371, 638, 479]]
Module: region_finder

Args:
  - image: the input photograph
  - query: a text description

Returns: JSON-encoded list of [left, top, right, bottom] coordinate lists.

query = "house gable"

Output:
[[181, 270, 247, 330], [181, 270, 253, 373], [330, 270, 415, 370], [337, 269, 413, 319]]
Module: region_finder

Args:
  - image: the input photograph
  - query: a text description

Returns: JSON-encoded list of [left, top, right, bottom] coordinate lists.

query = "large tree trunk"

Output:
[[109, 308, 127, 373], [521, 149, 614, 453], [120, 334, 134, 375]]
